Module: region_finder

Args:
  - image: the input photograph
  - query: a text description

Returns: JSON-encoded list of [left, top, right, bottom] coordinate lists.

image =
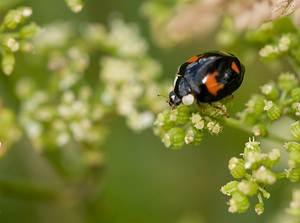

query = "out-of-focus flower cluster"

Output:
[[0, 101, 21, 159], [15, 17, 168, 158], [153, 100, 232, 149], [141, 0, 300, 46], [0, 6, 41, 75], [64, 0, 84, 13]]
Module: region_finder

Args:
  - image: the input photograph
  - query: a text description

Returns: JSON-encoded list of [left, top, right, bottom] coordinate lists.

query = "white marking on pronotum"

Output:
[[182, 94, 194, 105], [173, 75, 179, 86]]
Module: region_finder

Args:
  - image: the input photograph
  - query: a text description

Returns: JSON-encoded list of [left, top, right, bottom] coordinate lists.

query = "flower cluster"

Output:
[[64, 0, 84, 13], [221, 138, 281, 214], [237, 73, 300, 137], [154, 102, 229, 149], [221, 104, 300, 215], [83, 18, 168, 131], [0, 102, 21, 158], [0, 6, 41, 75], [16, 17, 167, 158]]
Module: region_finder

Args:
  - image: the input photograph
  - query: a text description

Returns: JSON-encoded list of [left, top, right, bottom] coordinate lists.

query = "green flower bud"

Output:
[[228, 191, 250, 213], [291, 121, 300, 140], [261, 83, 279, 100], [65, 0, 84, 12], [260, 188, 270, 199], [244, 138, 262, 160], [291, 88, 300, 102], [246, 95, 265, 117], [220, 181, 239, 196], [252, 124, 267, 136], [174, 104, 190, 124], [242, 112, 257, 126], [265, 149, 281, 168], [228, 157, 246, 179], [285, 141, 300, 152], [264, 100, 281, 120], [288, 149, 300, 168], [278, 73, 298, 92], [184, 128, 203, 145], [1, 53, 15, 75], [168, 127, 185, 149], [20, 23, 41, 39], [255, 203, 264, 215], [204, 102, 227, 118], [192, 129, 204, 145], [154, 110, 174, 131], [3, 10, 22, 29], [237, 180, 259, 196], [253, 166, 276, 184], [291, 102, 300, 117], [286, 168, 300, 182]]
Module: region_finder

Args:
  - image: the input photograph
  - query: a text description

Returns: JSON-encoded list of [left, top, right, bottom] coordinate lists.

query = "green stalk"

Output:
[[223, 118, 289, 144], [0, 178, 69, 202]]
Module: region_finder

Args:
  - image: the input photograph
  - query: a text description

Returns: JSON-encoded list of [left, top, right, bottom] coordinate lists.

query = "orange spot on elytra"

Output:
[[231, 61, 240, 74], [219, 51, 230, 56], [186, 55, 204, 63], [205, 72, 224, 96]]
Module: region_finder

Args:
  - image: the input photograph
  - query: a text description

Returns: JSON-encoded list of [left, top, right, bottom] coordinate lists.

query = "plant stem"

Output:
[[223, 118, 289, 144], [0, 178, 69, 202]]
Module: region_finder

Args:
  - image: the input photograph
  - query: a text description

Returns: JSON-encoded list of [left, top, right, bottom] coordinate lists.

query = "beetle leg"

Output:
[[209, 103, 230, 118]]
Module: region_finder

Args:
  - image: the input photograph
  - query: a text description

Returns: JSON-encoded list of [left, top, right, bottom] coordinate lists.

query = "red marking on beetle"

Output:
[[205, 72, 224, 96], [231, 61, 240, 74], [186, 55, 204, 63], [219, 51, 230, 55]]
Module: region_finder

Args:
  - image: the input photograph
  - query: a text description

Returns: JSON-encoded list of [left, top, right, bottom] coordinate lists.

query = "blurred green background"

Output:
[[0, 0, 294, 223]]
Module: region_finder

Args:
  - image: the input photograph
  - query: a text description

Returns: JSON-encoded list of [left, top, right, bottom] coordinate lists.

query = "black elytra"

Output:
[[168, 51, 245, 107]]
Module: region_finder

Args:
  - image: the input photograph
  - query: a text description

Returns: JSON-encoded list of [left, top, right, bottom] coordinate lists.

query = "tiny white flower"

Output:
[[22, 7, 33, 17], [264, 100, 273, 110], [162, 134, 171, 148], [261, 84, 273, 95], [25, 121, 42, 139], [6, 38, 19, 52], [56, 132, 70, 146], [191, 114, 202, 123]]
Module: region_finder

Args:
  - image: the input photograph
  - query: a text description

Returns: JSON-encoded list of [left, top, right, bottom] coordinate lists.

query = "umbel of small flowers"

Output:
[[154, 101, 229, 149], [221, 133, 300, 215], [15, 17, 169, 157], [64, 0, 84, 13], [0, 6, 41, 75]]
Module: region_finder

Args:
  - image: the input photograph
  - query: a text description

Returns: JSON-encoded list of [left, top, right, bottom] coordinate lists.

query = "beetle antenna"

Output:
[[157, 94, 168, 99], [157, 94, 169, 103]]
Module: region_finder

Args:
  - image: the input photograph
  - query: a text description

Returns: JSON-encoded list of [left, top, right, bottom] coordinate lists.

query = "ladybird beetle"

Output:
[[169, 51, 245, 108]]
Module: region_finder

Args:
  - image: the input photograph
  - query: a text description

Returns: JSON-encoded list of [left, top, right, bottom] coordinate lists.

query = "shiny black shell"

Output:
[[173, 51, 245, 103]]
